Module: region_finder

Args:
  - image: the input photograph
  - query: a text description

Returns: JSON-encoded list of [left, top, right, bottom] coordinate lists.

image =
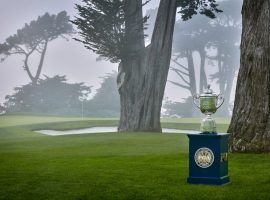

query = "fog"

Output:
[[0, 0, 242, 117], [0, 0, 161, 103], [0, 0, 117, 102]]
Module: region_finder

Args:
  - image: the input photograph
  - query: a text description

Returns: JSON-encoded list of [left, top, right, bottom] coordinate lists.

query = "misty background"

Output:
[[0, 0, 242, 117]]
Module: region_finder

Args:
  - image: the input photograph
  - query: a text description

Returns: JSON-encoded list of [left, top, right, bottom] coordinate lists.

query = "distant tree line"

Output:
[[84, 72, 120, 117], [3, 75, 90, 116], [2, 73, 120, 117]]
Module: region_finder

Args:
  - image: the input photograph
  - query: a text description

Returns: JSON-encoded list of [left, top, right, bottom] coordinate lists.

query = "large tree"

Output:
[[0, 11, 73, 85], [73, 0, 221, 132], [228, 0, 270, 152]]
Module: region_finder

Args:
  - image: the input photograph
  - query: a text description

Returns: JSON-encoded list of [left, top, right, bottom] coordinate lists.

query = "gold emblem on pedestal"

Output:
[[194, 147, 214, 168]]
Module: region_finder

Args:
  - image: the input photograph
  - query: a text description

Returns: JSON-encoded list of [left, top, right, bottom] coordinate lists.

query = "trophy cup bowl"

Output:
[[193, 85, 224, 133]]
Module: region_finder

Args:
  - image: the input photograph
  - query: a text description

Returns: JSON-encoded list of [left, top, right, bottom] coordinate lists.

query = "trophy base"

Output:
[[187, 133, 230, 186], [187, 176, 230, 185], [200, 114, 216, 133]]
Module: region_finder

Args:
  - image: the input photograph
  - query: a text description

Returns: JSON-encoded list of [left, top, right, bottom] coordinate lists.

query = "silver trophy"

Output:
[[193, 85, 224, 133]]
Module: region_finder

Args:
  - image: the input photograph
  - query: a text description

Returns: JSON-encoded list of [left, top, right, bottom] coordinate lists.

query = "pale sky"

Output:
[[0, 0, 240, 105]]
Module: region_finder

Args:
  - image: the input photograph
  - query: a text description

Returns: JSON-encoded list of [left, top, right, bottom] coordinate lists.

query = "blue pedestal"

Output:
[[187, 133, 230, 185]]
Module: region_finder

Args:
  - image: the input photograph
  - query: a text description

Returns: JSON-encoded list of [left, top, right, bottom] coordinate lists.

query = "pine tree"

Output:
[[0, 11, 73, 84]]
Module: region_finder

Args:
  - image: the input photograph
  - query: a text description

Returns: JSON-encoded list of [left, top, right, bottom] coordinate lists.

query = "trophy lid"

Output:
[[201, 85, 215, 97]]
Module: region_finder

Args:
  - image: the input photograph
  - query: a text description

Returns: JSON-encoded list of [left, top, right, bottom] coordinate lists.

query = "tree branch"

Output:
[[170, 66, 189, 76], [23, 55, 35, 83], [26, 43, 39, 56], [171, 57, 189, 71], [168, 80, 190, 90], [206, 55, 218, 60], [170, 67, 190, 86], [13, 45, 27, 55]]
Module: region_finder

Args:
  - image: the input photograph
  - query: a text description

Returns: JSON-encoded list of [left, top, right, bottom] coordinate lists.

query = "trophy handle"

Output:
[[216, 94, 225, 109], [193, 94, 200, 109]]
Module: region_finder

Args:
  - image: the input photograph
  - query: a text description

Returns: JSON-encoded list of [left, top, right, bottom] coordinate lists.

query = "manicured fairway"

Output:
[[0, 115, 269, 200]]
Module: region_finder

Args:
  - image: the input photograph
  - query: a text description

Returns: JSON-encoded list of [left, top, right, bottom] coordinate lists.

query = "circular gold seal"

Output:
[[194, 147, 214, 168]]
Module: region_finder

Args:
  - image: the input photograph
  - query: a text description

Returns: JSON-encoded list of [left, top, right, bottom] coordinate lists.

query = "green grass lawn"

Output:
[[0, 115, 269, 200], [0, 115, 230, 127], [0, 115, 117, 128]]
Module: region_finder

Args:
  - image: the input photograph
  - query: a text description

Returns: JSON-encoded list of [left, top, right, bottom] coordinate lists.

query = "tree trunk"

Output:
[[187, 51, 197, 95], [217, 63, 233, 116], [228, 0, 270, 152], [199, 49, 207, 93], [118, 0, 177, 132], [222, 73, 233, 116], [216, 47, 232, 116], [24, 54, 36, 83], [33, 39, 48, 84], [23, 40, 48, 85], [117, 0, 147, 131]]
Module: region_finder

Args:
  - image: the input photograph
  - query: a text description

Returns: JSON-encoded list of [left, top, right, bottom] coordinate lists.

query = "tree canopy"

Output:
[[72, 0, 222, 63], [72, 0, 126, 62], [177, 0, 222, 20]]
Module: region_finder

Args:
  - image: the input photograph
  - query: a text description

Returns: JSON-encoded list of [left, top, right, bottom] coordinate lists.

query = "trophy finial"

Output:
[[205, 84, 213, 94]]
